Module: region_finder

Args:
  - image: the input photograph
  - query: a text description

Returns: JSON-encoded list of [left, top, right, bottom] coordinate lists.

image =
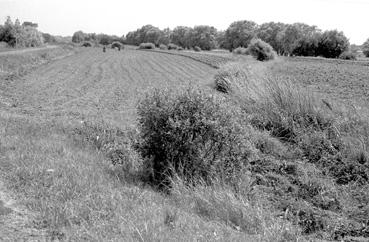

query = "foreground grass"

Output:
[[0, 112, 301, 241], [214, 61, 369, 240], [3, 50, 368, 241]]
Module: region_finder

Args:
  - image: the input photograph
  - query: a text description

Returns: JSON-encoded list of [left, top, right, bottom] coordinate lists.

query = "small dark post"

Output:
[[103, 46, 106, 52]]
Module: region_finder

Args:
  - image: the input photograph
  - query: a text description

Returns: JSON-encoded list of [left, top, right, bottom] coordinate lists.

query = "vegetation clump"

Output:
[[214, 63, 251, 94], [139, 42, 155, 49], [193, 46, 201, 52], [159, 44, 167, 50], [111, 41, 123, 50], [339, 51, 356, 60], [247, 38, 276, 61], [168, 43, 178, 50], [81, 41, 92, 47], [233, 47, 248, 55], [137, 87, 254, 186]]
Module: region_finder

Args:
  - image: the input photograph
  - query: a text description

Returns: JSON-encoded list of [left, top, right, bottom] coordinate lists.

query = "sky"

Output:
[[0, 0, 367, 44]]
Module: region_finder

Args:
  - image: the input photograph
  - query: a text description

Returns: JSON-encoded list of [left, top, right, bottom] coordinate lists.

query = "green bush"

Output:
[[138, 42, 155, 49], [194, 46, 201, 52], [177, 47, 184, 51], [339, 51, 356, 60], [247, 38, 276, 61], [159, 44, 167, 50], [233, 47, 248, 55], [111, 41, 123, 50], [168, 43, 178, 50], [137, 87, 254, 186]]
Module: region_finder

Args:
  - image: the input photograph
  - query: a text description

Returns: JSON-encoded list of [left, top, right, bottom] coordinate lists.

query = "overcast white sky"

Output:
[[0, 0, 367, 44]]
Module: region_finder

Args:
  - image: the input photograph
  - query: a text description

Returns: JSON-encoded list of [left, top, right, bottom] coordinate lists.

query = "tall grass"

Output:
[[212, 61, 369, 240]]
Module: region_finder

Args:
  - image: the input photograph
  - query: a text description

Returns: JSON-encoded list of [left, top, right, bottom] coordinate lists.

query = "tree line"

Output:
[[122, 21, 354, 58], [2, 15, 365, 59], [71, 31, 123, 46], [75, 20, 369, 59], [0, 16, 69, 47], [0, 17, 44, 47]]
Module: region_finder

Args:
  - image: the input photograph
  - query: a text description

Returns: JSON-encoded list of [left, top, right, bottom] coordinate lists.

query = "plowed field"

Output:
[[3, 48, 217, 126]]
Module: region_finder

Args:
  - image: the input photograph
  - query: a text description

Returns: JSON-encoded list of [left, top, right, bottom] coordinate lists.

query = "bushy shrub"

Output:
[[339, 51, 356, 60], [317, 30, 349, 58], [194, 46, 201, 52], [81, 41, 92, 47], [159, 44, 167, 50], [138, 42, 155, 49], [168, 43, 178, 50], [247, 38, 276, 61], [111, 41, 123, 50], [137, 87, 254, 186], [177, 47, 184, 51], [233, 47, 248, 55]]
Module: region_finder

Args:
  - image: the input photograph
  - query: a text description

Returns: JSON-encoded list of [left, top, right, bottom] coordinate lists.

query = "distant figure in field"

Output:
[[103, 46, 106, 52]]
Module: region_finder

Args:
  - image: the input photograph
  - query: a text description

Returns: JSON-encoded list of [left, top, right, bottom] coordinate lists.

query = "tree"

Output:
[[256, 22, 286, 54], [292, 33, 321, 56], [97, 34, 113, 45], [124, 25, 163, 46], [19, 26, 43, 47], [72, 31, 86, 43], [125, 31, 139, 45], [276, 24, 302, 55], [317, 30, 349, 58], [170, 26, 191, 48], [0, 16, 16, 46], [144, 26, 163, 45], [42, 33, 56, 43], [362, 38, 369, 57], [157, 28, 171, 46], [224, 20, 257, 51], [188, 25, 217, 50], [216, 30, 228, 49]]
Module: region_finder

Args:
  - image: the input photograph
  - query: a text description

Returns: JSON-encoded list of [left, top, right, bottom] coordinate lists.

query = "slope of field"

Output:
[[4, 48, 217, 127]]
